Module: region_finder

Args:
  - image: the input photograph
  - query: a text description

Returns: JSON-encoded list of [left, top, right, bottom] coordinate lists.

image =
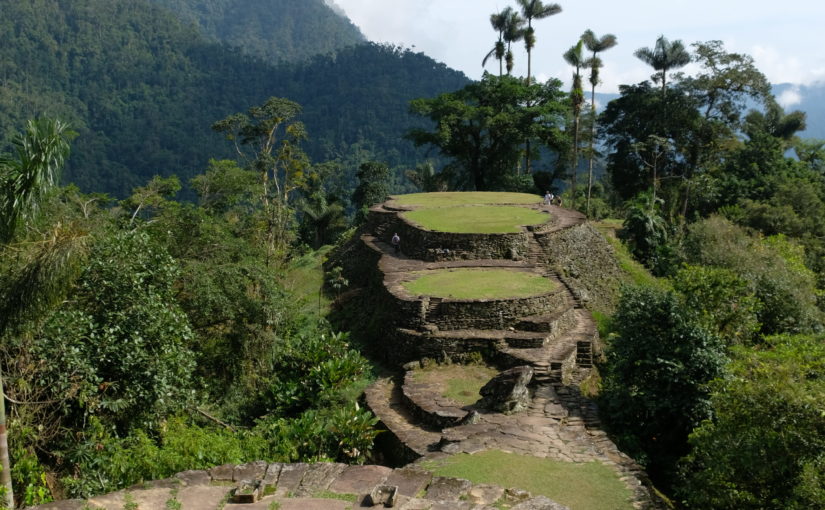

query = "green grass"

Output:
[[310, 491, 358, 502], [413, 364, 498, 406], [393, 192, 542, 208], [402, 268, 556, 299], [402, 205, 549, 234], [592, 220, 668, 291], [422, 450, 634, 510], [281, 245, 333, 316]]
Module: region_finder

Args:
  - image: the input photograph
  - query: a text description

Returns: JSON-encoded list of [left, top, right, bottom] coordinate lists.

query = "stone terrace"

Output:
[[356, 198, 665, 509]]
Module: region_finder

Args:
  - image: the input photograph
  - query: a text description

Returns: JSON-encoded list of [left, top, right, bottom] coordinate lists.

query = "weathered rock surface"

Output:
[[479, 366, 534, 414], [33, 461, 573, 510]]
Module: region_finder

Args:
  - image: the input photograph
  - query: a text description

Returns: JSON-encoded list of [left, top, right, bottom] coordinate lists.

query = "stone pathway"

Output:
[[33, 461, 573, 510]]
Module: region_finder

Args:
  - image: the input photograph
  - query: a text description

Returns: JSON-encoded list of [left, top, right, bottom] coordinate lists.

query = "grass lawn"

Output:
[[422, 450, 635, 510], [393, 192, 542, 208], [402, 268, 556, 300], [281, 246, 333, 316], [402, 205, 549, 233], [412, 364, 498, 406]]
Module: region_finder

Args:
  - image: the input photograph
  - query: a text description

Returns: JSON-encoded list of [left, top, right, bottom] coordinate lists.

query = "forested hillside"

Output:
[[147, 0, 365, 63], [0, 0, 468, 197]]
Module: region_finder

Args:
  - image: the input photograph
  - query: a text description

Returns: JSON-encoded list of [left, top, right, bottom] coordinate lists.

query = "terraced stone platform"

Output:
[[353, 195, 664, 509]]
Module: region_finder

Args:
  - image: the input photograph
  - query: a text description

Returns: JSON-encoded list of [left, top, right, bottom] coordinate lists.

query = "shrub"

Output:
[[678, 334, 825, 509]]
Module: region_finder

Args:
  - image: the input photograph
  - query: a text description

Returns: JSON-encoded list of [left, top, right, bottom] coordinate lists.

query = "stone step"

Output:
[[363, 377, 443, 460], [515, 305, 578, 334]]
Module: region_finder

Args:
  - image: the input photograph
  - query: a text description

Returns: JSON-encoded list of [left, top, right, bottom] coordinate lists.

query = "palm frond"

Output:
[[0, 224, 89, 334]]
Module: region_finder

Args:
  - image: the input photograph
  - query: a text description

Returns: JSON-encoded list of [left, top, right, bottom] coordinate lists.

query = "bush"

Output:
[[671, 265, 761, 345], [682, 216, 822, 334], [599, 285, 727, 486], [678, 335, 825, 509]]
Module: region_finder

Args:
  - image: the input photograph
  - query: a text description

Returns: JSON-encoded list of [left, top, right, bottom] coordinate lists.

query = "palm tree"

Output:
[[0, 118, 78, 508], [563, 40, 586, 210], [503, 10, 525, 75], [482, 8, 511, 76], [634, 35, 691, 96], [1, 118, 75, 243], [516, 0, 562, 85], [581, 30, 617, 216]]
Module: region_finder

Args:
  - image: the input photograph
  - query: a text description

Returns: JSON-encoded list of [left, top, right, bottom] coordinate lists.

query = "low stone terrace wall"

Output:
[[388, 286, 571, 332], [367, 209, 532, 262]]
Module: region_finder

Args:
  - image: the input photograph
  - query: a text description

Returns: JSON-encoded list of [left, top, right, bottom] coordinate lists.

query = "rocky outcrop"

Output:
[[479, 366, 533, 414]]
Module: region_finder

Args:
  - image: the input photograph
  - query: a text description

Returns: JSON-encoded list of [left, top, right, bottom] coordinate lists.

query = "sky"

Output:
[[330, 0, 825, 103]]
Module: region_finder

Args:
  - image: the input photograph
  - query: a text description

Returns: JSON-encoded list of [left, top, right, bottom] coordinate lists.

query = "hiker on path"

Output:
[[391, 232, 401, 254], [544, 191, 553, 205]]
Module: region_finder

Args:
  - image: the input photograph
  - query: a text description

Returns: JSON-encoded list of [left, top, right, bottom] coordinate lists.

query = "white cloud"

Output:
[[777, 86, 803, 109], [334, 0, 825, 92]]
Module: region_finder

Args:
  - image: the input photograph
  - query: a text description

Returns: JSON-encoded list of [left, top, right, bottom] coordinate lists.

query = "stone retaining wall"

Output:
[[402, 370, 468, 429], [388, 287, 570, 332], [368, 208, 531, 261]]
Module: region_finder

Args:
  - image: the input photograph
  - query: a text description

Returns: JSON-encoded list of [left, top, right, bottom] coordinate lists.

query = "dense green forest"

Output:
[[147, 0, 364, 63], [1, 0, 825, 508], [0, 0, 467, 197]]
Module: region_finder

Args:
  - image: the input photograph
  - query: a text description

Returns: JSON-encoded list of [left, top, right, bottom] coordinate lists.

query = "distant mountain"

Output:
[[147, 0, 365, 64], [0, 0, 468, 197]]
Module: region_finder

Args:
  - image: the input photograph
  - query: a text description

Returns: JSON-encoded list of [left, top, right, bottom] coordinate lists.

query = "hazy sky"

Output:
[[332, 0, 825, 100]]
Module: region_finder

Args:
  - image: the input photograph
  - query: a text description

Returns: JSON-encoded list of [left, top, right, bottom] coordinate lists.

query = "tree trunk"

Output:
[[0, 373, 13, 510], [572, 112, 580, 212], [586, 84, 597, 217]]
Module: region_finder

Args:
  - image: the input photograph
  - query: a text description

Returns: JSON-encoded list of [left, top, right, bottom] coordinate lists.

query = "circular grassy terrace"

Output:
[[412, 363, 499, 406], [402, 205, 549, 234], [393, 191, 542, 208], [402, 268, 556, 300]]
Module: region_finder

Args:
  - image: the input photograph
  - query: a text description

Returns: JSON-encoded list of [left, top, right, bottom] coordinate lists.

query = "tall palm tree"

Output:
[[516, 0, 562, 85], [0, 118, 77, 508], [563, 40, 586, 210], [0, 118, 75, 243], [503, 10, 525, 75], [581, 30, 617, 216], [482, 8, 511, 76], [634, 35, 691, 96]]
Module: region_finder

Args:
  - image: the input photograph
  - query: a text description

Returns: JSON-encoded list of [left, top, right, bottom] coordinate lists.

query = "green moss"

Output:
[[311, 490, 358, 502], [393, 192, 542, 208], [402, 268, 556, 300], [402, 205, 549, 234], [421, 450, 634, 510]]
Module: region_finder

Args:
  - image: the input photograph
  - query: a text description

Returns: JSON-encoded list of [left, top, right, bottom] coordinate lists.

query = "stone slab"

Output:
[[208, 463, 235, 481], [86, 490, 126, 509], [177, 484, 232, 510], [234, 460, 268, 482], [384, 467, 433, 498], [295, 462, 347, 496], [276, 498, 352, 510], [175, 469, 210, 486], [263, 462, 284, 486], [425, 476, 472, 502], [511, 495, 570, 510], [328, 464, 392, 494], [274, 462, 309, 496]]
